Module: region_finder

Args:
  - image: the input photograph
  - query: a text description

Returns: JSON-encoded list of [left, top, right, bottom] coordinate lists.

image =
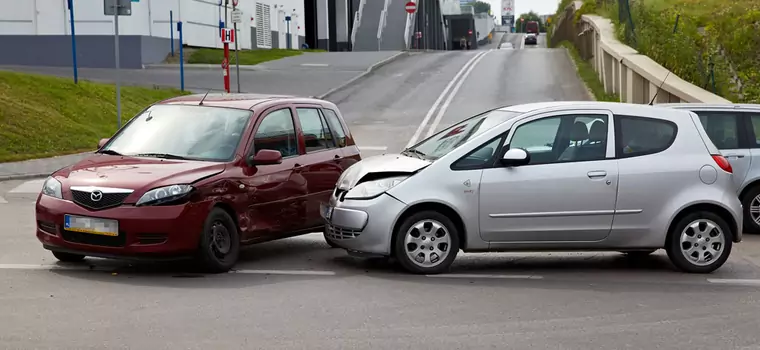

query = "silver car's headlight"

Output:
[[136, 184, 194, 206], [344, 176, 408, 200], [41, 177, 63, 199]]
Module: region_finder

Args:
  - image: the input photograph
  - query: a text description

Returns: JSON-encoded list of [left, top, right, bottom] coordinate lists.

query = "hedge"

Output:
[[556, 0, 760, 103]]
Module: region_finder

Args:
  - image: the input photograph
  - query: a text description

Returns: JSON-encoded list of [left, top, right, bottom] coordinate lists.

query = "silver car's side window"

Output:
[[747, 115, 760, 147], [616, 115, 677, 158], [697, 112, 740, 150], [509, 114, 609, 165]]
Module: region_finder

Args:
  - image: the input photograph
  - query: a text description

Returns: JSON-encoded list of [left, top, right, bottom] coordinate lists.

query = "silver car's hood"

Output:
[[337, 153, 431, 190]]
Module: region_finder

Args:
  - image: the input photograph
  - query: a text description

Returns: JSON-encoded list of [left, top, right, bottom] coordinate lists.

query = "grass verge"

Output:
[[0, 71, 188, 163], [187, 48, 325, 66], [559, 41, 619, 102]]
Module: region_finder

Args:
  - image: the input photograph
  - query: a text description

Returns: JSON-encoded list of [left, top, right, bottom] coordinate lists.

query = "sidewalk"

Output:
[[0, 152, 92, 181]]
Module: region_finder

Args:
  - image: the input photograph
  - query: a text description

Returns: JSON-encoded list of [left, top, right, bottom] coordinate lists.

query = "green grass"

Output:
[[567, 0, 760, 103], [559, 41, 620, 102], [0, 71, 189, 163], [187, 48, 325, 66]]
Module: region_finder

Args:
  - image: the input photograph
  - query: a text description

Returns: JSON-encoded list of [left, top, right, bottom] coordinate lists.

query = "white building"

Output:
[[0, 0, 350, 68]]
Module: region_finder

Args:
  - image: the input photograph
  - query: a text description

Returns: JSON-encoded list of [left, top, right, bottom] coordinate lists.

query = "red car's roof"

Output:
[[158, 93, 327, 110]]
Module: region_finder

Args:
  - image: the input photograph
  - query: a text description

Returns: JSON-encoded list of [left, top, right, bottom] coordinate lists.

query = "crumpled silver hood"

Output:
[[336, 153, 431, 190]]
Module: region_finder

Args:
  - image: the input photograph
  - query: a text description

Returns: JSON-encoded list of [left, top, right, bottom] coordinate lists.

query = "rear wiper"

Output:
[[98, 149, 122, 156], [133, 153, 188, 160]]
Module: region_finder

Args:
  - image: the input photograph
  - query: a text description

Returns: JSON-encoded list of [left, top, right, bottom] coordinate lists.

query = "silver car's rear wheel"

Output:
[[394, 211, 460, 274], [666, 211, 733, 273], [679, 219, 726, 266]]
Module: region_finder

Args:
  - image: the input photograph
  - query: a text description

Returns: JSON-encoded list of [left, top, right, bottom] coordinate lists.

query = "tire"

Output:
[[196, 208, 240, 273], [666, 211, 733, 273], [393, 210, 460, 274], [741, 186, 760, 234], [323, 227, 340, 248], [52, 251, 86, 262]]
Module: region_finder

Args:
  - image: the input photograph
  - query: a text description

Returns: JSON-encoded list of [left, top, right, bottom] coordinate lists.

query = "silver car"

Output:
[[660, 103, 760, 233], [322, 102, 742, 274]]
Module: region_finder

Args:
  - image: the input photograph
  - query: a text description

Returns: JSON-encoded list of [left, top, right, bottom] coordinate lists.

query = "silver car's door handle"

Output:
[[587, 170, 607, 179]]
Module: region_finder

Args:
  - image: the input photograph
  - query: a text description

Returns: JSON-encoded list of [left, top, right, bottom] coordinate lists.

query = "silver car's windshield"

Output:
[[101, 105, 252, 162], [405, 109, 519, 160]]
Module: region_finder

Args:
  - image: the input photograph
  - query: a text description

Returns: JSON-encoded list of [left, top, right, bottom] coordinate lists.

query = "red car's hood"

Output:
[[55, 154, 226, 190]]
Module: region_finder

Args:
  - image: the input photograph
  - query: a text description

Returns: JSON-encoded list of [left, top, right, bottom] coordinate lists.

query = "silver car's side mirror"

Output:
[[500, 148, 530, 166]]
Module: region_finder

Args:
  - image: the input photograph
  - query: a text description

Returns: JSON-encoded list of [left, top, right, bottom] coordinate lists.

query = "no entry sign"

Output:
[[405, 1, 416, 14]]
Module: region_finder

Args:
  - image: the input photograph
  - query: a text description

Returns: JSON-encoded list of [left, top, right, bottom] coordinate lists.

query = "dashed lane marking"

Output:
[[300, 63, 329, 67], [426, 273, 543, 280], [231, 269, 336, 276], [359, 146, 388, 151], [8, 179, 45, 194], [707, 279, 760, 287], [0, 196, 7, 204]]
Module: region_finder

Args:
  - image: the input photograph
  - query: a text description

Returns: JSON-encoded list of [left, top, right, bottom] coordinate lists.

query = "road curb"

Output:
[[317, 51, 407, 100], [144, 64, 264, 71], [0, 173, 50, 182]]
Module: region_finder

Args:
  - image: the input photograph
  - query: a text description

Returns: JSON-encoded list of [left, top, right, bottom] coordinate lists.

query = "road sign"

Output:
[[104, 0, 132, 16], [221, 28, 235, 43], [222, 58, 229, 69], [501, 0, 514, 16], [231, 9, 243, 23], [405, 2, 416, 14], [232, 0, 239, 6]]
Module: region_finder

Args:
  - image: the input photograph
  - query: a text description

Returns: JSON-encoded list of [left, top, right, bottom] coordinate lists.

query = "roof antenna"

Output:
[[198, 89, 212, 106], [648, 71, 671, 106]]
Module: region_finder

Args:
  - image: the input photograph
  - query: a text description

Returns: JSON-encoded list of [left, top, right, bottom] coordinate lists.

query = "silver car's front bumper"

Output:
[[320, 193, 407, 256]]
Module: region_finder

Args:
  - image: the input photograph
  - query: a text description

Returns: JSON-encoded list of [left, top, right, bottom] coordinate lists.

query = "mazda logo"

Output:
[[90, 190, 103, 202]]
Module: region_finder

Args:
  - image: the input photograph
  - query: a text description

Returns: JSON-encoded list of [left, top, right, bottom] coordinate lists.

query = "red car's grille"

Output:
[[71, 190, 130, 210], [61, 229, 127, 247]]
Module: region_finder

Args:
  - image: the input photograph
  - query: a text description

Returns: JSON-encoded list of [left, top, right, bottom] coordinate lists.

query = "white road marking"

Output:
[[0, 264, 90, 271], [9, 179, 45, 194], [426, 273, 543, 280], [301, 63, 329, 67], [707, 278, 760, 286], [0, 196, 7, 204], [406, 51, 487, 148], [359, 146, 388, 151], [231, 269, 336, 276], [424, 50, 491, 138], [519, 34, 526, 49]]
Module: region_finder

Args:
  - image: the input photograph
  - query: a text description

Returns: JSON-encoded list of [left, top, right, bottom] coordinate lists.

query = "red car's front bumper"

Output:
[[35, 195, 210, 260]]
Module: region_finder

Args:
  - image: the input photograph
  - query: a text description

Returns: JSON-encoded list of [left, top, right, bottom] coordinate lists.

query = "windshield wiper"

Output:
[[133, 153, 189, 160], [402, 149, 427, 158], [97, 149, 122, 156]]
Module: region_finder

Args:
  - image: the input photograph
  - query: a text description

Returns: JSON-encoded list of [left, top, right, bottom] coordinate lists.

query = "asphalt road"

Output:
[[4, 42, 760, 349]]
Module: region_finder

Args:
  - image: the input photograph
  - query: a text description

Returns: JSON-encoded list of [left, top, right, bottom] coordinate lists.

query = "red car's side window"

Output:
[[296, 108, 337, 153], [253, 108, 299, 158], [322, 109, 347, 147]]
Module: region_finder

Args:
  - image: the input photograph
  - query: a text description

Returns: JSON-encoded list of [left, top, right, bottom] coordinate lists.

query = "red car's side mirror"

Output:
[[248, 149, 283, 166], [98, 138, 110, 149]]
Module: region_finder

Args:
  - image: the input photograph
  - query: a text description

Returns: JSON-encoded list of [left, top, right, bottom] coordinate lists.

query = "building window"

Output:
[[256, 3, 272, 48]]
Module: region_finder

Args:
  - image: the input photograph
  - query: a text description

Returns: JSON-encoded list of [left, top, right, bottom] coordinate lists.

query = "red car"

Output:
[[35, 93, 361, 272]]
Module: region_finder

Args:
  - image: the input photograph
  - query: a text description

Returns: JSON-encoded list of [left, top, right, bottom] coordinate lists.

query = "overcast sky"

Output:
[[484, 0, 559, 18]]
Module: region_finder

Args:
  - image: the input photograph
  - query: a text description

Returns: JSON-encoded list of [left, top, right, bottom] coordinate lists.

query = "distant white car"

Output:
[[498, 42, 514, 50]]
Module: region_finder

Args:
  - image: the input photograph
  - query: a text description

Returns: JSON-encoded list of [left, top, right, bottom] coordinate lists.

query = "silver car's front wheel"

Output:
[[394, 211, 460, 274], [666, 211, 733, 273]]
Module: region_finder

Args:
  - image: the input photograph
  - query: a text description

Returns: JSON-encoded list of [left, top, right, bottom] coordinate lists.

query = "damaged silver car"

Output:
[[321, 102, 742, 275]]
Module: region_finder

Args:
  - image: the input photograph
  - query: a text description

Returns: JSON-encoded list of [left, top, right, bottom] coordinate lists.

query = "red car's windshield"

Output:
[[101, 105, 253, 162]]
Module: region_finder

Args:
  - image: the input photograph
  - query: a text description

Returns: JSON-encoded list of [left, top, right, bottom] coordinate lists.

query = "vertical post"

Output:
[[113, 0, 122, 128], [223, 0, 230, 93], [67, 0, 78, 84], [286, 16, 292, 49], [178, 21, 185, 91], [170, 10, 174, 56], [233, 1, 240, 93]]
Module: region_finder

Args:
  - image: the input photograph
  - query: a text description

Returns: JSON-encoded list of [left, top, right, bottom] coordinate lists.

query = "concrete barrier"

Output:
[[553, 1, 731, 104]]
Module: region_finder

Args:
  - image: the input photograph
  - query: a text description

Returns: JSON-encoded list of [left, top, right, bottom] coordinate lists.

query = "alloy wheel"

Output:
[[749, 194, 760, 228], [679, 219, 726, 266], [403, 219, 451, 268]]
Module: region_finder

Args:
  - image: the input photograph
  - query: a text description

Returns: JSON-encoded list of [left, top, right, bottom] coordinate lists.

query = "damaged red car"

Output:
[[35, 93, 360, 272]]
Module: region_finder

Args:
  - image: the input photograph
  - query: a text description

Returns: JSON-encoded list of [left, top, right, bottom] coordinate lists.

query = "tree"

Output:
[[468, 1, 491, 14], [515, 11, 547, 32]]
